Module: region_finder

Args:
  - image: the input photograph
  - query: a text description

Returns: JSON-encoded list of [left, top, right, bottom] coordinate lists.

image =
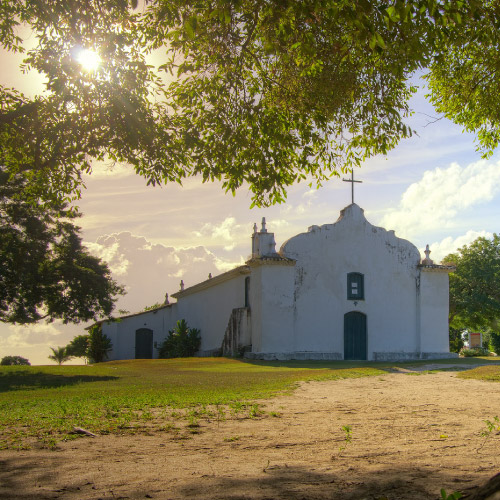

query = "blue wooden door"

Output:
[[135, 328, 153, 359], [344, 312, 367, 360]]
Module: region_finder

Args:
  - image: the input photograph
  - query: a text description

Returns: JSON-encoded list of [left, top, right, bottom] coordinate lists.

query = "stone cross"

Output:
[[343, 169, 362, 204]]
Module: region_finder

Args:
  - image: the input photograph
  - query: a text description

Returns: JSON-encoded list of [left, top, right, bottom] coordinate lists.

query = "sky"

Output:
[[1, 43, 499, 365]]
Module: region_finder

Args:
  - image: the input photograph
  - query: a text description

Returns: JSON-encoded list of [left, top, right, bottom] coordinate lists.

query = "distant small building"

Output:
[[101, 204, 457, 361]]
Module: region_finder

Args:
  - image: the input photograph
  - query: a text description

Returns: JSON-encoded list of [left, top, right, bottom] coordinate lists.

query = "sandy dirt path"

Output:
[[1, 366, 499, 500]]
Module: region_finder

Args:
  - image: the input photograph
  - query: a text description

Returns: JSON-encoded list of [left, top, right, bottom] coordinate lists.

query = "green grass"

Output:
[[457, 364, 500, 381], [1, 356, 499, 450]]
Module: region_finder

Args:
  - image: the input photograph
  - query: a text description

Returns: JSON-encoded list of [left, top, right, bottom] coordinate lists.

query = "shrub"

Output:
[[460, 347, 490, 357], [87, 324, 112, 363], [489, 331, 500, 355], [0, 355, 30, 366], [158, 319, 201, 358]]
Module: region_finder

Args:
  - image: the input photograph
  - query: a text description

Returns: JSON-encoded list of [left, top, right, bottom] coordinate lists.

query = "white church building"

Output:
[[102, 203, 456, 361]]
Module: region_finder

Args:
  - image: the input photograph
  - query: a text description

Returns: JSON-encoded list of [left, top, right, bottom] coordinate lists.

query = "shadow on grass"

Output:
[[238, 356, 499, 371], [0, 372, 118, 392]]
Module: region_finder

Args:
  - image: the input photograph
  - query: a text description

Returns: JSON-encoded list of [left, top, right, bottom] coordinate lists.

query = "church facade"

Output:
[[102, 204, 457, 361]]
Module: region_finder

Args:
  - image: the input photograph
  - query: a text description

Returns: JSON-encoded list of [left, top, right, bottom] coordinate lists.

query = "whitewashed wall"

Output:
[[174, 272, 249, 353], [104, 304, 179, 360], [249, 261, 295, 353], [419, 269, 451, 354]]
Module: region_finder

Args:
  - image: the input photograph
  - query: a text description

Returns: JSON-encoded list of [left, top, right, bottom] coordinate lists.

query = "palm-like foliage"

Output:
[[158, 319, 201, 358], [48, 346, 73, 365]]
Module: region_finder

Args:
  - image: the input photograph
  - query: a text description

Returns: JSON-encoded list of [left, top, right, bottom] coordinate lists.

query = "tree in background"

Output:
[[0, 167, 124, 324], [158, 319, 201, 358], [66, 334, 90, 363], [0, 355, 30, 366], [87, 324, 113, 363], [48, 346, 73, 365], [448, 327, 464, 354], [444, 234, 500, 354], [490, 327, 500, 356], [0, 1, 498, 208]]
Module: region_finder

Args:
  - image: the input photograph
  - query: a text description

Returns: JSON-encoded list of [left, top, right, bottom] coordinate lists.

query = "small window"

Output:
[[347, 272, 364, 300]]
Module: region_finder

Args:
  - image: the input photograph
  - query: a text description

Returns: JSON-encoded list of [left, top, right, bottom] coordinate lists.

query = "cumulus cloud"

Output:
[[85, 240, 130, 276], [379, 159, 500, 238], [193, 217, 248, 251], [423, 230, 494, 263], [84, 232, 243, 312], [0, 323, 62, 349]]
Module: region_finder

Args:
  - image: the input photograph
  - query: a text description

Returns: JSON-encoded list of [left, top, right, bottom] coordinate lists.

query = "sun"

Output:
[[74, 48, 101, 72]]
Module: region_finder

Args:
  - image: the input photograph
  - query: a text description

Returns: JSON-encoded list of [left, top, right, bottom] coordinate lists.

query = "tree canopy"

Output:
[[0, 0, 497, 207], [444, 234, 500, 331], [0, 355, 30, 365], [0, 167, 124, 324], [66, 334, 90, 361]]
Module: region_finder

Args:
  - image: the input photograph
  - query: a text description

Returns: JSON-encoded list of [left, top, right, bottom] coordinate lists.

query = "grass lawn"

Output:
[[1, 356, 498, 450]]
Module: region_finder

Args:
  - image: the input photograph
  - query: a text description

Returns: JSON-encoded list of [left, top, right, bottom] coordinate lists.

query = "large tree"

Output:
[[0, 167, 124, 324], [444, 235, 500, 331], [0, 0, 496, 207]]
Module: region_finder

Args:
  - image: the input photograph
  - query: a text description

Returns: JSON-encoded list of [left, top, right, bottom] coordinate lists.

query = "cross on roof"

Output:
[[342, 169, 362, 204]]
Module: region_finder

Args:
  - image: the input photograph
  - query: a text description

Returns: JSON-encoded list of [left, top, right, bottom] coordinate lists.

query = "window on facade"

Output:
[[347, 272, 364, 300]]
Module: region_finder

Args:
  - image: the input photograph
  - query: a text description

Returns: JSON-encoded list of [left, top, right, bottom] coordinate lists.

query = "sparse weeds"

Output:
[[440, 488, 462, 500], [229, 401, 244, 417], [248, 403, 262, 418], [478, 416, 500, 452], [338, 425, 352, 455], [187, 414, 200, 428]]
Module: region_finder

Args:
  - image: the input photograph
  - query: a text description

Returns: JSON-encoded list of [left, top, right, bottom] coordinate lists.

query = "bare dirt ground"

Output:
[[1, 365, 500, 500]]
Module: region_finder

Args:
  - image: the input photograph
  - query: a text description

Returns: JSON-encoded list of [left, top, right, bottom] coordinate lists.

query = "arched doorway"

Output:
[[344, 312, 367, 360], [135, 328, 153, 359]]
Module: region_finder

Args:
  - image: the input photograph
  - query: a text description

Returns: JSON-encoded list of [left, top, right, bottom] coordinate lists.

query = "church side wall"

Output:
[[175, 275, 248, 353], [103, 275, 248, 360], [419, 271, 451, 355], [104, 304, 179, 360]]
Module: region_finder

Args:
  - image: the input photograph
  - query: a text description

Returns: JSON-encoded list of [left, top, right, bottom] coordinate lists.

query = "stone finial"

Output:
[[180, 280, 184, 291], [261, 217, 267, 233], [422, 244, 434, 265], [253, 223, 257, 234], [164, 292, 169, 305], [208, 273, 212, 279]]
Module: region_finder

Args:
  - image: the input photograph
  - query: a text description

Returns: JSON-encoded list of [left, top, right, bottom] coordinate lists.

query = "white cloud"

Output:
[[83, 232, 243, 313], [85, 240, 130, 276], [423, 230, 494, 263], [379, 159, 500, 238], [0, 323, 62, 351], [195, 216, 250, 251]]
